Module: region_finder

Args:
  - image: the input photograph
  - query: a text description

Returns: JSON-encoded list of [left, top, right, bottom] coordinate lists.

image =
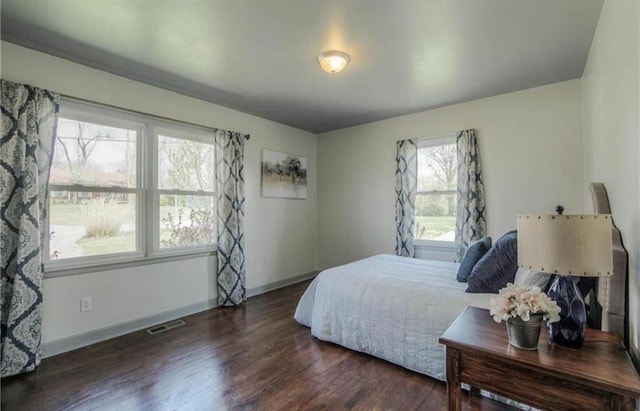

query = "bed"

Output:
[[294, 183, 628, 382], [294, 255, 493, 380]]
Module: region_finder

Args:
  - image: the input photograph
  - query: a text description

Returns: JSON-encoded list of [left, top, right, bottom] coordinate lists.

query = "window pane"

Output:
[[158, 135, 214, 191], [159, 195, 215, 249], [52, 118, 137, 187], [417, 143, 457, 192], [49, 192, 137, 259], [415, 193, 456, 241]]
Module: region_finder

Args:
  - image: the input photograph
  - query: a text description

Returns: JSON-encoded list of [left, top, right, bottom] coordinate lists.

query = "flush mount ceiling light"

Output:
[[317, 50, 350, 74]]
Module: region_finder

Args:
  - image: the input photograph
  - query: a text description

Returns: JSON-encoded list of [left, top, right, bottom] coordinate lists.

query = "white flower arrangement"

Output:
[[489, 283, 561, 323]]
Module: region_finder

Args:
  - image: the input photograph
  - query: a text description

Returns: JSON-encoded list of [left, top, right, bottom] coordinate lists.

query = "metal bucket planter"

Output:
[[506, 314, 543, 350]]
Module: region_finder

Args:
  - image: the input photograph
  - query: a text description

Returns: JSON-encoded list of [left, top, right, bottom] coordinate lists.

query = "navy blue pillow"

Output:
[[456, 237, 492, 282], [466, 231, 518, 293]]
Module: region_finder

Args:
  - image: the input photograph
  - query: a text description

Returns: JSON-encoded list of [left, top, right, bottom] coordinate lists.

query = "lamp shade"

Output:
[[517, 214, 613, 277]]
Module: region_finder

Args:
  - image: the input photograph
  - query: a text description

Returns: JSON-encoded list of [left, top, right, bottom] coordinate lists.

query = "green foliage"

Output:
[[418, 201, 446, 217], [414, 216, 456, 240], [160, 208, 215, 248], [416, 194, 456, 217], [160, 195, 190, 207], [160, 196, 175, 207]]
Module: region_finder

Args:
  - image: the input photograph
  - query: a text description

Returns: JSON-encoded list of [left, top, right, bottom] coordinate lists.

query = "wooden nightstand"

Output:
[[439, 306, 640, 411]]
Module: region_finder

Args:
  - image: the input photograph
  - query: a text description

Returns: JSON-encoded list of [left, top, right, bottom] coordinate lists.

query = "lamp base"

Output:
[[547, 276, 587, 348]]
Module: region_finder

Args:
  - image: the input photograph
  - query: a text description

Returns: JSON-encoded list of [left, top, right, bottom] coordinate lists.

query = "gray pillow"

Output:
[[466, 231, 518, 293], [456, 237, 492, 282]]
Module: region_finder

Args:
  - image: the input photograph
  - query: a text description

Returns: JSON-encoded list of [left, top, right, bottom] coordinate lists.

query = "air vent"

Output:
[[146, 319, 186, 335]]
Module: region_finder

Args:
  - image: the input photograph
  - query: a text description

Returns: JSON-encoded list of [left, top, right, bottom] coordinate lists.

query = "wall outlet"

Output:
[[257, 263, 263, 274], [80, 297, 92, 312]]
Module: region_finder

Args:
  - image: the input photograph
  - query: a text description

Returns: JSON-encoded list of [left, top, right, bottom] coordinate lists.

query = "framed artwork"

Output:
[[261, 149, 307, 199]]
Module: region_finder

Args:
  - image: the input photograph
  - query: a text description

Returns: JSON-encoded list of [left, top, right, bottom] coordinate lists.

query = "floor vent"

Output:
[[146, 319, 186, 335]]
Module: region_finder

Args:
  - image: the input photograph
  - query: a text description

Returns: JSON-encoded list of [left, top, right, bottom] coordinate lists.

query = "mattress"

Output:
[[294, 254, 493, 381]]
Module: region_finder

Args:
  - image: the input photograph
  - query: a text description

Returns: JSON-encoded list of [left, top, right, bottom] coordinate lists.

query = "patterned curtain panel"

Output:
[[1, 80, 59, 377], [454, 129, 486, 262], [395, 138, 418, 257], [215, 129, 248, 306]]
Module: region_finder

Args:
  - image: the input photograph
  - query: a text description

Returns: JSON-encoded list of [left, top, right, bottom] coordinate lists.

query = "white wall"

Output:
[[1, 42, 318, 344], [317, 80, 584, 269], [581, 0, 639, 364]]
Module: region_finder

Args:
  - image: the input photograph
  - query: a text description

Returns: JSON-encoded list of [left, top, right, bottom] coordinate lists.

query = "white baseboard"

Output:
[[246, 270, 317, 297], [42, 270, 317, 358], [42, 298, 218, 358]]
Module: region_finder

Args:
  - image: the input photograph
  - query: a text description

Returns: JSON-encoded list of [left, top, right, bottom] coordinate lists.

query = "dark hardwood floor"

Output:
[[1, 280, 514, 410]]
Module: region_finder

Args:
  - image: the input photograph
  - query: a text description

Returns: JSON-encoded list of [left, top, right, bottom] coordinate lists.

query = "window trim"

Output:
[[45, 250, 216, 278], [416, 133, 456, 149], [414, 132, 457, 247], [45, 99, 218, 276]]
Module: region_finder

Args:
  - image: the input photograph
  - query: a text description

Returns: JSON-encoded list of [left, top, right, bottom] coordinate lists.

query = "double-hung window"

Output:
[[46, 100, 216, 273], [415, 134, 457, 245]]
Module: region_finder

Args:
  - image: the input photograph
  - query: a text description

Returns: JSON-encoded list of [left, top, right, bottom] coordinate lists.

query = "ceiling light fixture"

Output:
[[317, 50, 350, 74]]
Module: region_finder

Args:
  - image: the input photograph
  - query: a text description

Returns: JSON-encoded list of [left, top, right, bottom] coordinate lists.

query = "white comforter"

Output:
[[294, 254, 493, 381]]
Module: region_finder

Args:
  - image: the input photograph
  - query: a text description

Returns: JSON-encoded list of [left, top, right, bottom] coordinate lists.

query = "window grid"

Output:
[[46, 99, 216, 272]]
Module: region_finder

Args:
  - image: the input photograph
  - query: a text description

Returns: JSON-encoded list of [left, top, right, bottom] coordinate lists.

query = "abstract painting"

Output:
[[261, 149, 307, 199]]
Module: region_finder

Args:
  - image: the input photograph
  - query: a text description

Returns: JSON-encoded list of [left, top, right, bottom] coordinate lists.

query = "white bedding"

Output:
[[294, 254, 493, 381]]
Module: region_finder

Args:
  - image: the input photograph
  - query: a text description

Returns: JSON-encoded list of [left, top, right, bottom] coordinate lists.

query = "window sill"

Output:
[[414, 240, 454, 252], [414, 240, 455, 262], [44, 250, 216, 279]]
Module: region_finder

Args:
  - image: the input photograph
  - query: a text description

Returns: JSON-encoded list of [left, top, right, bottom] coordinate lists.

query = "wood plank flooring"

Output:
[[1, 280, 514, 410]]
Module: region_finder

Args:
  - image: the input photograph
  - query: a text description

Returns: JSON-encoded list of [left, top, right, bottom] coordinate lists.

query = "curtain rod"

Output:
[[60, 94, 250, 140]]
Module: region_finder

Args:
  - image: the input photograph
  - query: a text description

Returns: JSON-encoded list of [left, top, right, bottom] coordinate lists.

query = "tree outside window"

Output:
[[415, 140, 457, 241]]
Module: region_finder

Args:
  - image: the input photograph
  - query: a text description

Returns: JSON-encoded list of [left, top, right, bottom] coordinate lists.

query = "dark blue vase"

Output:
[[547, 276, 587, 348]]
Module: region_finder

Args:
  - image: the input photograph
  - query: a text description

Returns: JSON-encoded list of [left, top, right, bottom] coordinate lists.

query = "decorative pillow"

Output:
[[456, 237, 492, 282], [466, 231, 518, 293], [513, 267, 552, 290]]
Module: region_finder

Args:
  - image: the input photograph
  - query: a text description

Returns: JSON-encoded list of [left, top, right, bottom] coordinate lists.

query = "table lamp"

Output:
[[517, 213, 613, 348]]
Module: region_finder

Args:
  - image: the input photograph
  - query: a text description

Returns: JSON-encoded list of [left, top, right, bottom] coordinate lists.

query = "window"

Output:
[[415, 135, 457, 243], [156, 129, 216, 252], [46, 100, 216, 271]]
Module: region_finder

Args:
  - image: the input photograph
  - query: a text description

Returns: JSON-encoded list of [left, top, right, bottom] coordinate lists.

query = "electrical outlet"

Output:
[[80, 297, 92, 312], [257, 263, 263, 274]]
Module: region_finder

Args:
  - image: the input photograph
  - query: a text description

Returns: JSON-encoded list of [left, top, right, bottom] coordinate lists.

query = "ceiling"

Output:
[[1, 0, 603, 134]]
